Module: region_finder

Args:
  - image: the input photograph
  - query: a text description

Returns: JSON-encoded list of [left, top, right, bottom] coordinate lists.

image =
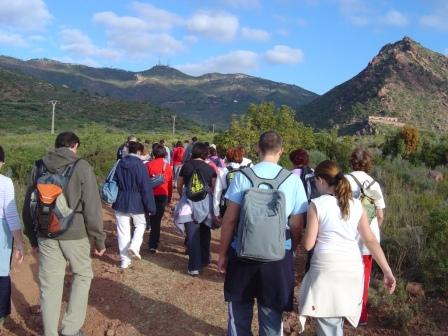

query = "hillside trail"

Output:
[[2, 195, 400, 336]]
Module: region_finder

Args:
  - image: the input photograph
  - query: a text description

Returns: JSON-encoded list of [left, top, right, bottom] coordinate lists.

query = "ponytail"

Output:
[[334, 173, 352, 220], [315, 160, 353, 220]]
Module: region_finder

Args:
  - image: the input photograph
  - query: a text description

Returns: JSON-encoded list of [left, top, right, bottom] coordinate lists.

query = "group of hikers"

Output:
[[0, 129, 396, 336]]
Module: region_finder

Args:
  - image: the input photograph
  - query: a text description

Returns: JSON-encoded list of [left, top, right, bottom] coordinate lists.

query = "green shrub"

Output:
[[420, 206, 448, 296], [369, 281, 415, 332]]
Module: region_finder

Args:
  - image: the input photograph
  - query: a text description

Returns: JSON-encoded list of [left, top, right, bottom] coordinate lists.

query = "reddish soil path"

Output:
[[2, 201, 404, 336]]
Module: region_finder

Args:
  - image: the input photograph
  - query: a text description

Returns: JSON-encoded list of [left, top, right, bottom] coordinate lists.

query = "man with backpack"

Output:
[[23, 132, 106, 336], [218, 131, 308, 336]]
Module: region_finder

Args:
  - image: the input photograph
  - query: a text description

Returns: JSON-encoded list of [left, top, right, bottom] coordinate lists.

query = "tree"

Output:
[[214, 102, 315, 160]]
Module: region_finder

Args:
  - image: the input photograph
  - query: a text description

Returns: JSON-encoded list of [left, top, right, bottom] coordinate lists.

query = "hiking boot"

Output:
[[187, 270, 199, 276], [128, 247, 141, 260], [149, 248, 157, 254]]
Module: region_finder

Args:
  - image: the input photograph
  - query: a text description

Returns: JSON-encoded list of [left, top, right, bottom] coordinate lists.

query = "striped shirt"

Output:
[[0, 174, 21, 231]]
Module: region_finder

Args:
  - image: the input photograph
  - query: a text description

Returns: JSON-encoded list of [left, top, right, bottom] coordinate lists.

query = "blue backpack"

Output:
[[101, 160, 120, 204]]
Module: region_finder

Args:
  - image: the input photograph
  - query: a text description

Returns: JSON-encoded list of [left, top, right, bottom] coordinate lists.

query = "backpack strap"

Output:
[[240, 168, 291, 190], [34, 159, 46, 186], [349, 173, 376, 191], [62, 159, 82, 178], [106, 159, 120, 182], [348, 173, 363, 190]]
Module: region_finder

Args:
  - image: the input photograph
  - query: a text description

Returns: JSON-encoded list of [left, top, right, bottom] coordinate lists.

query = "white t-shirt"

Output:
[[312, 195, 363, 257], [345, 171, 386, 255], [0, 174, 21, 231], [241, 157, 253, 167]]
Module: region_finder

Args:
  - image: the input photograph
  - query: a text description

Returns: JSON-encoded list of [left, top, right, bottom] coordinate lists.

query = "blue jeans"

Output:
[[184, 221, 211, 272], [227, 300, 283, 336]]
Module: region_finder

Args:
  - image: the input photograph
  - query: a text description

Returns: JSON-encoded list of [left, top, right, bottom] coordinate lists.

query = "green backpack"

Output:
[[349, 173, 381, 223]]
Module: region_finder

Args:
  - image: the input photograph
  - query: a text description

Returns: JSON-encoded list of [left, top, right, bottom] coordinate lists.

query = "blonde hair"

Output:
[[315, 160, 352, 220]]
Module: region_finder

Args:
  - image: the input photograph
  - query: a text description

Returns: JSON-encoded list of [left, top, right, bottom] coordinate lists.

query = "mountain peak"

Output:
[[300, 37, 448, 133], [139, 65, 190, 79]]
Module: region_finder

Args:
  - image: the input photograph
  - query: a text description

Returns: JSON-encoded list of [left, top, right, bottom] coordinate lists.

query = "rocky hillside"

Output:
[[0, 56, 318, 126], [0, 67, 197, 133], [298, 37, 448, 134]]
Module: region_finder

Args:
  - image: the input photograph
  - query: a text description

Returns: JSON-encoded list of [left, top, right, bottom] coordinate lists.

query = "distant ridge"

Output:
[[0, 56, 318, 127], [298, 37, 448, 133]]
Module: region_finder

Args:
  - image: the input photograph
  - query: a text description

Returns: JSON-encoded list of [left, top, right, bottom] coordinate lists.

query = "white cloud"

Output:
[[107, 31, 184, 57], [380, 9, 408, 27], [184, 35, 199, 44], [130, 2, 183, 31], [187, 11, 239, 42], [0, 31, 28, 47], [241, 27, 270, 42], [0, 0, 51, 32], [221, 0, 260, 9], [264, 45, 304, 65], [93, 11, 148, 31], [338, 0, 371, 26], [177, 50, 260, 75], [420, 4, 448, 31], [59, 29, 120, 60]]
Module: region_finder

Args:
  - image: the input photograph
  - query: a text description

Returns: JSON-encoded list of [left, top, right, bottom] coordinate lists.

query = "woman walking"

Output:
[[113, 142, 155, 268], [145, 144, 173, 253], [346, 147, 386, 325], [298, 160, 395, 335], [176, 142, 216, 276], [0, 146, 24, 325], [172, 141, 185, 188]]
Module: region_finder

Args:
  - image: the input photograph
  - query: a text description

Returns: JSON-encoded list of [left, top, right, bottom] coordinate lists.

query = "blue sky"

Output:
[[0, 0, 447, 94]]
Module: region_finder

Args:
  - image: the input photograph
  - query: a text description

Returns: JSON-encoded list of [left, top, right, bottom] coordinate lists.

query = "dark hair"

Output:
[[159, 139, 165, 145], [289, 148, 309, 167], [226, 147, 243, 164], [350, 147, 373, 173], [192, 136, 198, 142], [128, 141, 144, 154], [55, 131, 80, 149], [191, 142, 209, 160], [314, 160, 352, 220], [176, 141, 183, 147], [152, 144, 167, 158], [258, 131, 282, 155], [0, 146, 4, 163], [209, 147, 217, 156]]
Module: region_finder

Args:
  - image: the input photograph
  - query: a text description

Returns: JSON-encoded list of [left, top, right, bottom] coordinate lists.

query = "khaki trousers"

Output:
[[38, 237, 93, 336]]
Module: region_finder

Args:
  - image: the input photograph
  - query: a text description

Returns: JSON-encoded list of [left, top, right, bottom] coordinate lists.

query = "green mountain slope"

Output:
[[0, 57, 318, 126], [298, 37, 448, 133], [0, 67, 197, 133]]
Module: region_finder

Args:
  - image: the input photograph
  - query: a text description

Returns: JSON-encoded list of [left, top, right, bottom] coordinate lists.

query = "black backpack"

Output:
[[300, 166, 319, 202], [185, 161, 209, 202], [219, 166, 244, 216]]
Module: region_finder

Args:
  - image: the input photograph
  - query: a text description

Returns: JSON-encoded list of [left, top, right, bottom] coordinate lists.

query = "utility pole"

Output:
[[172, 115, 176, 135], [49, 100, 58, 134]]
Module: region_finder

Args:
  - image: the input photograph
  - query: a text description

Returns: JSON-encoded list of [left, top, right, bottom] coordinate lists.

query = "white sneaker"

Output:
[[187, 270, 199, 276], [128, 247, 141, 260], [120, 260, 131, 269]]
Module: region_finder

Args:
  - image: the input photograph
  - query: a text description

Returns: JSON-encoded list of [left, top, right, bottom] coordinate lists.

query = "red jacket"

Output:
[[172, 147, 185, 166], [145, 158, 173, 198]]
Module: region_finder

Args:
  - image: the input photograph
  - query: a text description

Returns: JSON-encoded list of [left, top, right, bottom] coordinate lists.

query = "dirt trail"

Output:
[[2, 201, 401, 335]]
